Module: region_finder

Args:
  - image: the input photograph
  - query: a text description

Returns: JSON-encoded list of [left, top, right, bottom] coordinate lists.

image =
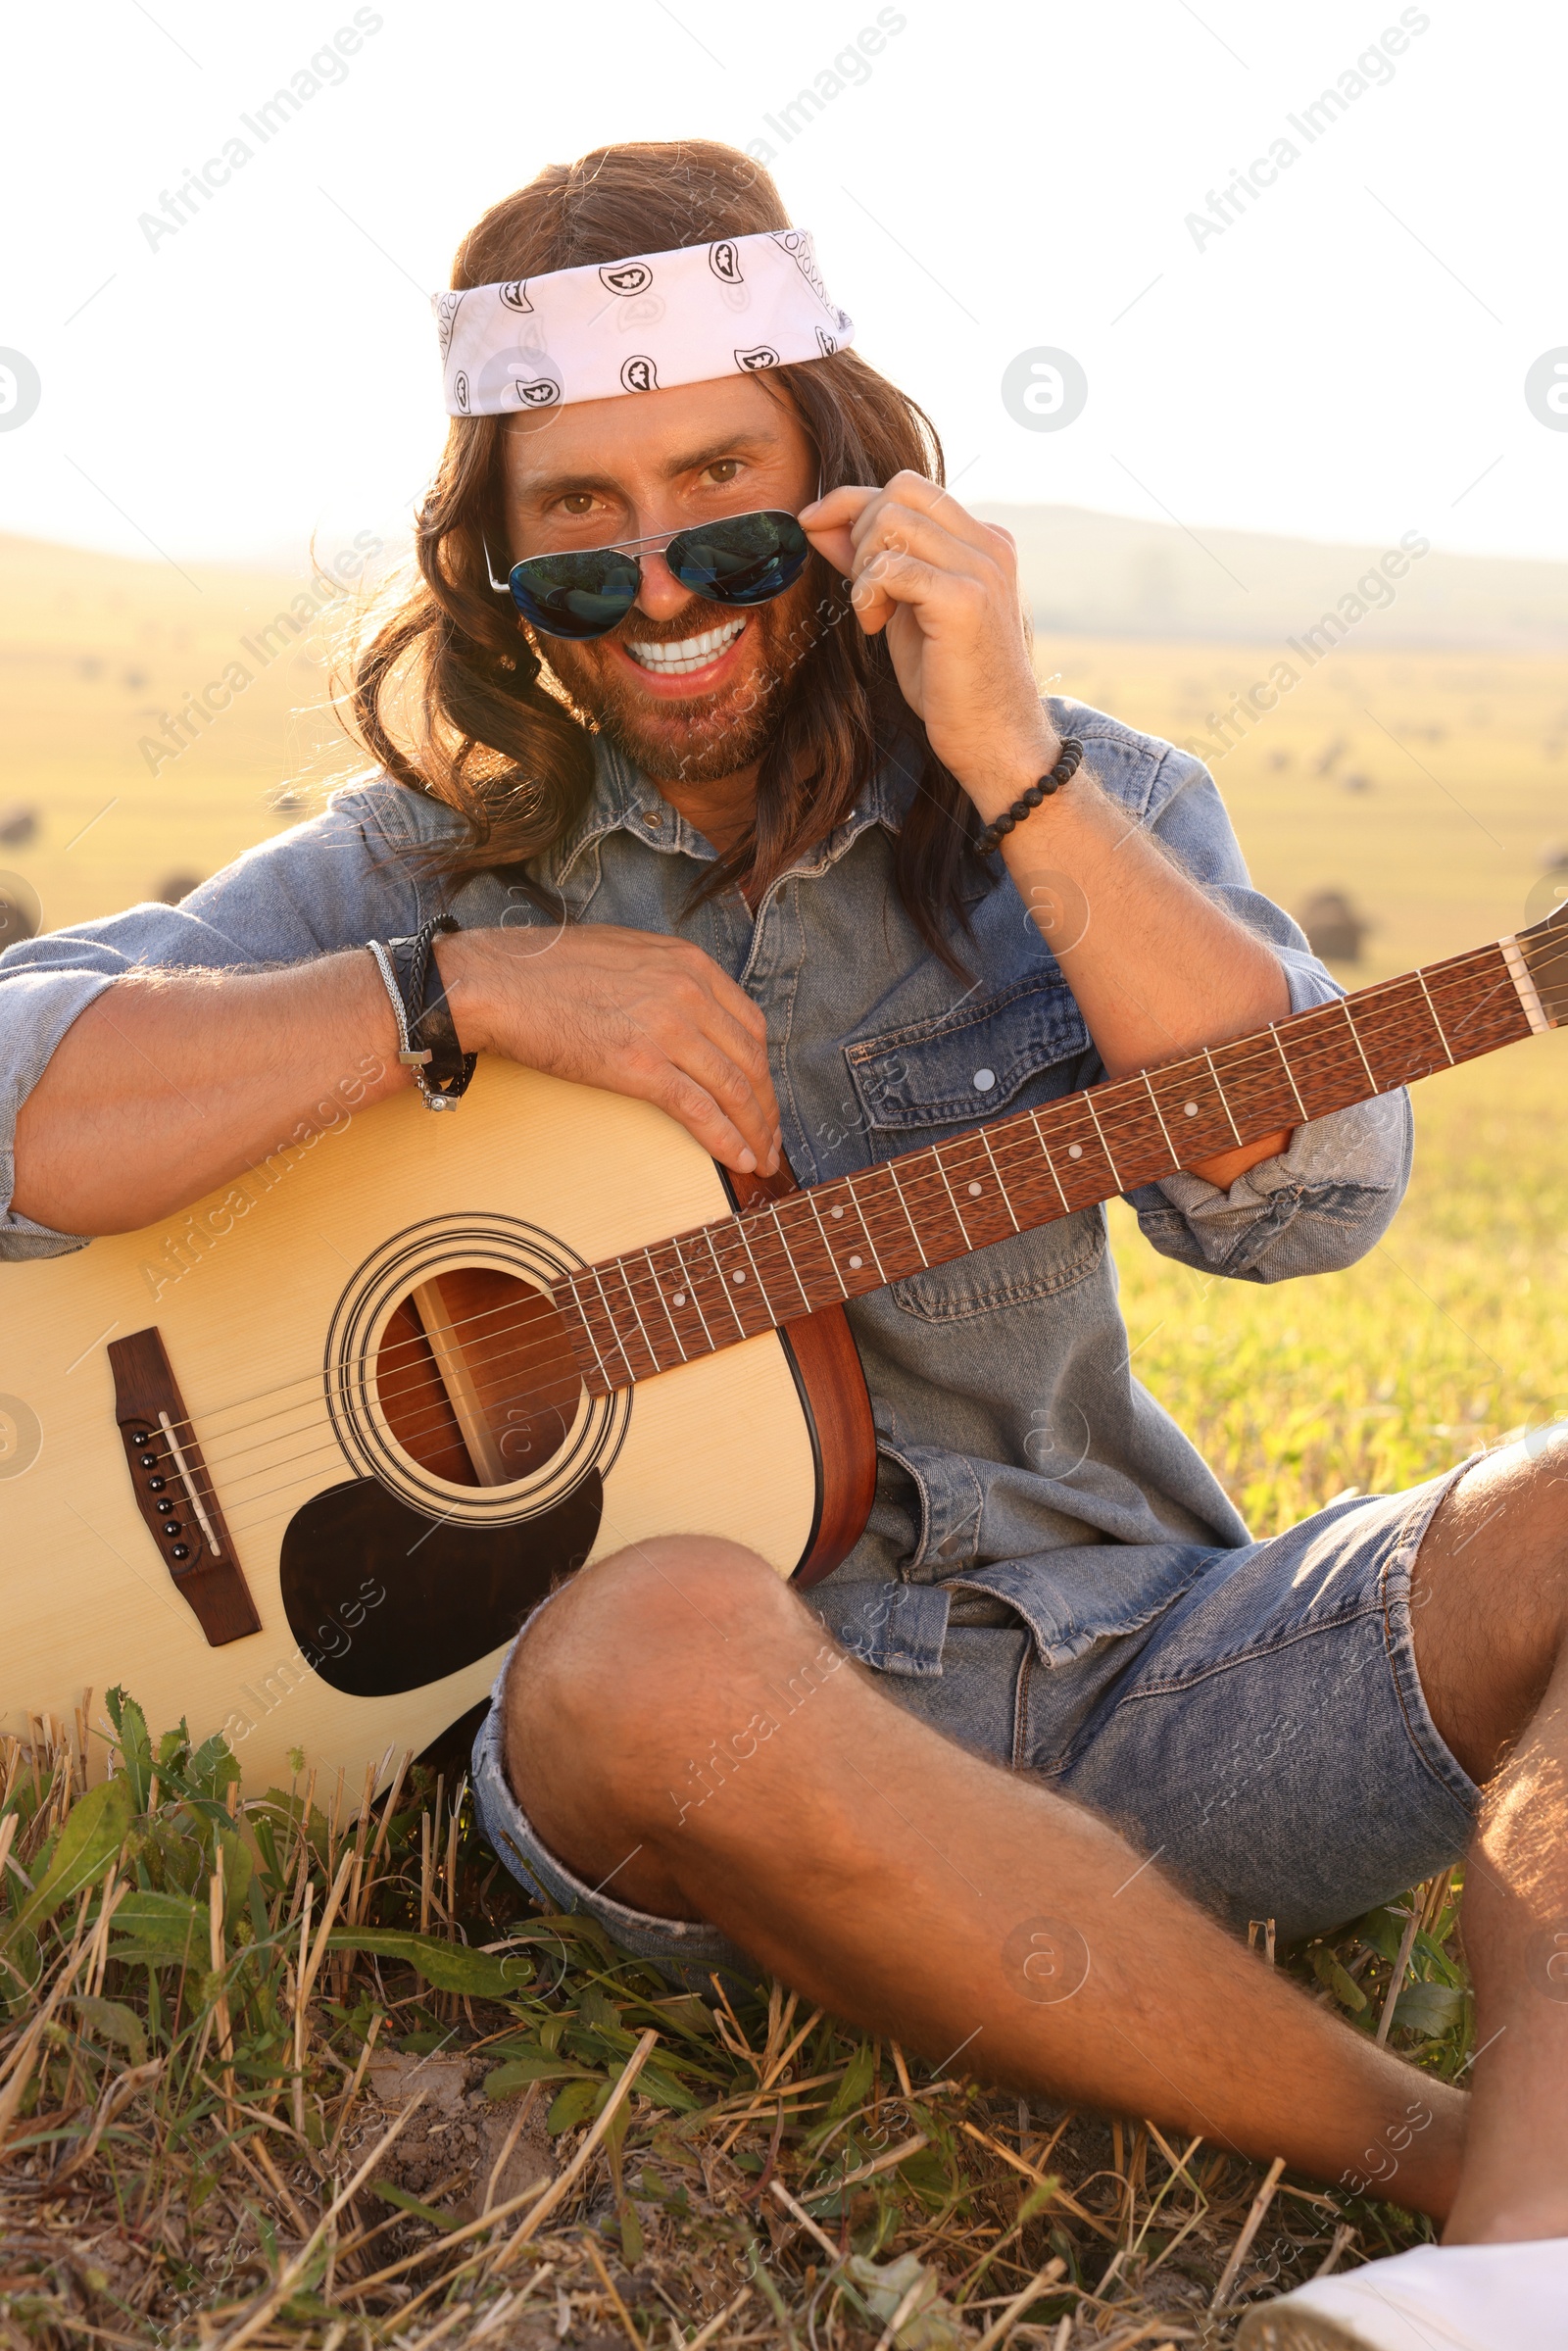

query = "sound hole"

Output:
[[374, 1268, 582, 1488]]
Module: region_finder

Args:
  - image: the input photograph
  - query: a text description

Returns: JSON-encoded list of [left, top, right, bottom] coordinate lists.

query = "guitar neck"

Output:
[[557, 909, 1568, 1397]]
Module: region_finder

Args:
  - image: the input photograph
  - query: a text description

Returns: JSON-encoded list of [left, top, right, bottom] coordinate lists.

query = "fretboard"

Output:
[[553, 910, 1568, 1398]]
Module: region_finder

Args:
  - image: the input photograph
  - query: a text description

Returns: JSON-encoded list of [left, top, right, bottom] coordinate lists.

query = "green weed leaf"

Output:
[[4, 1775, 134, 1951]]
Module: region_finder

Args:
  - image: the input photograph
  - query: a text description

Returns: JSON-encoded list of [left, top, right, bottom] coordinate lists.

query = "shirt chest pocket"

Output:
[[841, 979, 1106, 1321]]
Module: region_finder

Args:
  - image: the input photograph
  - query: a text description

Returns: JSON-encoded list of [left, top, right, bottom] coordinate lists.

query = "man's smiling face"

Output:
[[500, 373, 822, 787]]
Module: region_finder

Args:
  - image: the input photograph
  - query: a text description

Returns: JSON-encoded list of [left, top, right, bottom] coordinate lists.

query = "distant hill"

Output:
[[974, 504, 1568, 652]]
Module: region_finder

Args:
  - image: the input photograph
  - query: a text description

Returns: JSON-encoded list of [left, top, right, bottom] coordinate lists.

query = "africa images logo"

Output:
[[601, 262, 655, 297], [620, 355, 659, 393]]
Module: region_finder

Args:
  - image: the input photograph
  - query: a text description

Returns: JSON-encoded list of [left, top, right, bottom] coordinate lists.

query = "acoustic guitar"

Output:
[[4, 907, 1564, 1792]]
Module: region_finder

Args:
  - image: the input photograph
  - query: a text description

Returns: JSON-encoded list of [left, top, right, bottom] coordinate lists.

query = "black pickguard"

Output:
[[278, 1475, 602, 1696]]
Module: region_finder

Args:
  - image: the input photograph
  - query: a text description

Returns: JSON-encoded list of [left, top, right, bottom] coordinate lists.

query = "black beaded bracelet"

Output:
[[974, 737, 1083, 858]]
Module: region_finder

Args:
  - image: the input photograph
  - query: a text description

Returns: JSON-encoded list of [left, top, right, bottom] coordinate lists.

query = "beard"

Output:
[[535, 574, 822, 787]]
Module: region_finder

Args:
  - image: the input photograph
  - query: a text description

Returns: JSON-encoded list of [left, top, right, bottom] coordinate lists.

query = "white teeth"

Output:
[[625, 616, 746, 675]]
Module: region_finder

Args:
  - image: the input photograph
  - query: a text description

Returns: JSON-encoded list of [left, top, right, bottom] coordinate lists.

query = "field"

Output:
[[1, 533, 1565, 2351]]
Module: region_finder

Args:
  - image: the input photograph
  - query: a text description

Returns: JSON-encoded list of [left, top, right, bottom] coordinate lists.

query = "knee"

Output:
[[502, 1537, 817, 1812]]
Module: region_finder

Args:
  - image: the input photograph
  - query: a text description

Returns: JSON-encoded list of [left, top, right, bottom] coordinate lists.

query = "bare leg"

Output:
[[1407, 1436, 1568, 2244], [504, 1536, 1467, 2217]]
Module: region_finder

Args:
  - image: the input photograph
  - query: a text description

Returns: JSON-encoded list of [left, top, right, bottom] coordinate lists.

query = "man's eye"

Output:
[[562, 494, 595, 514], [709, 461, 740, 483]]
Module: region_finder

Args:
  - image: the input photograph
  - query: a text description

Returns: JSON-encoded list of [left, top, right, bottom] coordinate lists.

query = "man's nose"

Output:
[[631, 549, 697, 621]]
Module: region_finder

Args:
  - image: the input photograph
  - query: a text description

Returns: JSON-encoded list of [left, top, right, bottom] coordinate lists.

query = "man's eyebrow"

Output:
[[511, 434, 786, 502]]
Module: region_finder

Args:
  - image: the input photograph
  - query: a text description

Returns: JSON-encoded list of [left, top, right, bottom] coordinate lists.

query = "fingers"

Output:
[[645, 1021, 781, 1176], [799, 483, 876, 582], [804, 469, 1010, 625], [852, 499, 1012, 592], [638, 966, 781, 1174]]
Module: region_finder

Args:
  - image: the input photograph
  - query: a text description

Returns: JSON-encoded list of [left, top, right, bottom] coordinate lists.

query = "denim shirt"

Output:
[[0, 697, 1411, 1675]]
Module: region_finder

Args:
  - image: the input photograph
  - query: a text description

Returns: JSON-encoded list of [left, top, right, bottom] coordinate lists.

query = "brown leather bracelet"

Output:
[[374, 915, 477, 1112]]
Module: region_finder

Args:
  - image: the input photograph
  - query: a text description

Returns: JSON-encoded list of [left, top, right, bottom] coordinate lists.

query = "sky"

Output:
[[2, 0, 1565, 576]]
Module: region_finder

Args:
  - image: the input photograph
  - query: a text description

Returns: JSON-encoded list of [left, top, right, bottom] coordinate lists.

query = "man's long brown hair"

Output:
[[351, 139, 986, 964]]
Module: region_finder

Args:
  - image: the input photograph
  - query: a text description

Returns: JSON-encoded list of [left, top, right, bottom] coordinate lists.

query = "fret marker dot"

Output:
[[848, 1253, 863, 1270], [967, 1181, 982, 1197], [972, 1066, 996, 1091], [1183, 1101, 1199, 1117], [671, 1292, 686, 1307], [732, 1270, 746, 1285], [1068, 1143, 1083, 1158], [831, 1205, 845, 1219]]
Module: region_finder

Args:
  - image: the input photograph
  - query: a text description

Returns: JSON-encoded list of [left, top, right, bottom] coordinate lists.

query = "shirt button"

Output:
[[972, 1067, 996, 1091], [643, 811, 660, 828]]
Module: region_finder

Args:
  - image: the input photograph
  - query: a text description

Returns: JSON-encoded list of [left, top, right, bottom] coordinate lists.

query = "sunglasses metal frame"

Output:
[[483, 471, 824, 609]]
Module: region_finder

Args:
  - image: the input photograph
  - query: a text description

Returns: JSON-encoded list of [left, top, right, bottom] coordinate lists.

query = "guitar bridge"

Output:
[[108, 1328, 261, 1647]]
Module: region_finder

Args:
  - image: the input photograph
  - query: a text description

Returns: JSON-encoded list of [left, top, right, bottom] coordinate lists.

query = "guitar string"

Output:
[[185, 1020, 1498, 1514], [550, 962, 1502, 1346], [202, 935, 1542, 1523], [175, 1017, 1490, 1533], [131, 952, 1509, 1488], [156, 968, 1504, 1504], [163, 939, 1502, 1459], [170, 998, 1393, 1483], [158, 1018, 1524, 1534]]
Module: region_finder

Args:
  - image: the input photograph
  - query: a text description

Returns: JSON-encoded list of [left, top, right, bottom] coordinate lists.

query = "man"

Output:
[[3, 142, 1563, 2346]]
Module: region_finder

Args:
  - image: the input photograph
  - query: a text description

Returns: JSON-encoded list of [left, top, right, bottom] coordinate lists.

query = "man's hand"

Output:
[[438, 924, 781, 1178], [803, 473, 1295, 1189], [801, 472, 1056, 815]]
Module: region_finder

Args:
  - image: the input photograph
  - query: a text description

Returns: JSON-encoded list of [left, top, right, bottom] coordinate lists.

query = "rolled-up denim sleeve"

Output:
[[1119, 744, 1411, 1284], [0, 782, 423, 1260]]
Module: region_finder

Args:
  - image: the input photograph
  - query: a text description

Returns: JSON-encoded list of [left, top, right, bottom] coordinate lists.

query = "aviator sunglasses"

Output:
[[486, 484, 817, 642]]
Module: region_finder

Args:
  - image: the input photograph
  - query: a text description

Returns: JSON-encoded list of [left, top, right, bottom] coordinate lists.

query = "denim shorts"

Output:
[[470, 1463, 1482, 1987]]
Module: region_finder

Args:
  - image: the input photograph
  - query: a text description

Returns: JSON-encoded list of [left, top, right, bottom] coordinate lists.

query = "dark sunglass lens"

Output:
[[665, 512, 809, 607], [509, 551, 641, 640]]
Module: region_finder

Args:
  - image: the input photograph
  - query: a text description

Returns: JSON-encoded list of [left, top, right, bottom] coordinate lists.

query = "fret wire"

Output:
[[930, 1140, 975, 1247], [1140, 1071, 1178, 1167], [1084, 1091, 1124, 1188], [732, 1213, 773, 1317], [612, 1256, 662, 1377], [765, 1201, 814, 1315], [564, 1277, 613, 1390], [644, 1246, 687, 1364], [1025, 1107, 1073, 1213], [884, 1160, 928, 1266], [669, 1238, 715, 1350], [1415, 971, 1456, 1066], [1268, 1022, 1309, 1124], [844, 1177, 889, 1281], [589, 1266, 639, 1386], [1202, 1046, 1243, 1144], [978, 1130, 1021, 1231], [802, 1188, 852, 1299], [1341, 998, 1379, 1093], [703, 1229, 752, 1339]]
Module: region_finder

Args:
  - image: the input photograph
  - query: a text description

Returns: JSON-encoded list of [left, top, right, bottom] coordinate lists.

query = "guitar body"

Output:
[[0, 1059, 875, 1791]]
